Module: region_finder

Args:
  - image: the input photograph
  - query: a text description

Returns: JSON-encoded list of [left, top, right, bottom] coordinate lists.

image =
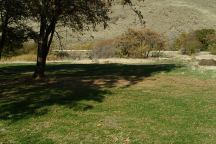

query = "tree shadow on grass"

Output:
[[0, 63, 179, 121]]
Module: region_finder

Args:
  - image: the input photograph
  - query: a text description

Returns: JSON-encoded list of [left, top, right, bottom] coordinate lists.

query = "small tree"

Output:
[[27, 0, 144, 79]]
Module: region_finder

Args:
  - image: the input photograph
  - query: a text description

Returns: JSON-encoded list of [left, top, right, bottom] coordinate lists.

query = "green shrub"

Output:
[[195, 29, 216, 50], [115, 28, 165, 58], [173, 29, 216, 55], [208, 43, 216, 55], [1, 25, 37, 57]]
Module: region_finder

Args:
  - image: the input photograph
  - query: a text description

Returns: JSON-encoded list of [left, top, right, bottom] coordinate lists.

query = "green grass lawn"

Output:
[[0, 63, 216, 144]]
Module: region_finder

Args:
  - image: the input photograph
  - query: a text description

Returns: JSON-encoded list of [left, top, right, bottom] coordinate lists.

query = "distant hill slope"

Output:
[[52, 0, 216, 48]]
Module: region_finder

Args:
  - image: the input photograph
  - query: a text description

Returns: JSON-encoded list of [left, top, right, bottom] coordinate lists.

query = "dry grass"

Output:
[[94, 39, 116, 49], [1, 53, 61, 62], [1, 54, 36, 62], [21, 41, 38, 54], [66, 41, 94, 50]]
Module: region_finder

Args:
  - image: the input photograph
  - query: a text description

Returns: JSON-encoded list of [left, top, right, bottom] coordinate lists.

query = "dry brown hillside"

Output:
[[52, 0, 216, 48]]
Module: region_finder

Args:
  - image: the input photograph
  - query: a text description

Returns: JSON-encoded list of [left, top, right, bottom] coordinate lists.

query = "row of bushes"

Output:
[[5, 28, 216, 59], [91, 28, 216, 59], [91, 28, 166, 59], [173, 29, 216, 55]]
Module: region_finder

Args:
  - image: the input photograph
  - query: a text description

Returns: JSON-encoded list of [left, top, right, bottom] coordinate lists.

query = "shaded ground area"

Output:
[[0, 63, 176, 121]]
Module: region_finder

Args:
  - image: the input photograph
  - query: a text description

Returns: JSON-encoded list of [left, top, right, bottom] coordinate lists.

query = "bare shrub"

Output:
[[173, 32, 202, 55], [91, 39, 116, 59], [91, 28, 165, 59], [181, 32, 202, 55], [115, 28, 165, 58], [173, 32, 187, 51]]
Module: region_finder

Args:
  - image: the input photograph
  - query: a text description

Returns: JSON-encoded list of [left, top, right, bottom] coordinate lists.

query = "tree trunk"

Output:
[[33, 9, 47, 79], [33, 31, 49, 79], [33, 18, 56, 79], [33, 44, 47, 79], [33, 0, 57, 79], [0, 14, 9, 59]]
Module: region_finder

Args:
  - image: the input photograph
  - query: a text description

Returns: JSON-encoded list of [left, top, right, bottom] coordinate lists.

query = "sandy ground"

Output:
[[0, 58, 164, 65], [1, 51, 216, 70]]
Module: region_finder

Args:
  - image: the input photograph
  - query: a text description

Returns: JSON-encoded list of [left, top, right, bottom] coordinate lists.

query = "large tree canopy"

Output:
[[0, 0, 144, 79], [27, 0, 111, 78]]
